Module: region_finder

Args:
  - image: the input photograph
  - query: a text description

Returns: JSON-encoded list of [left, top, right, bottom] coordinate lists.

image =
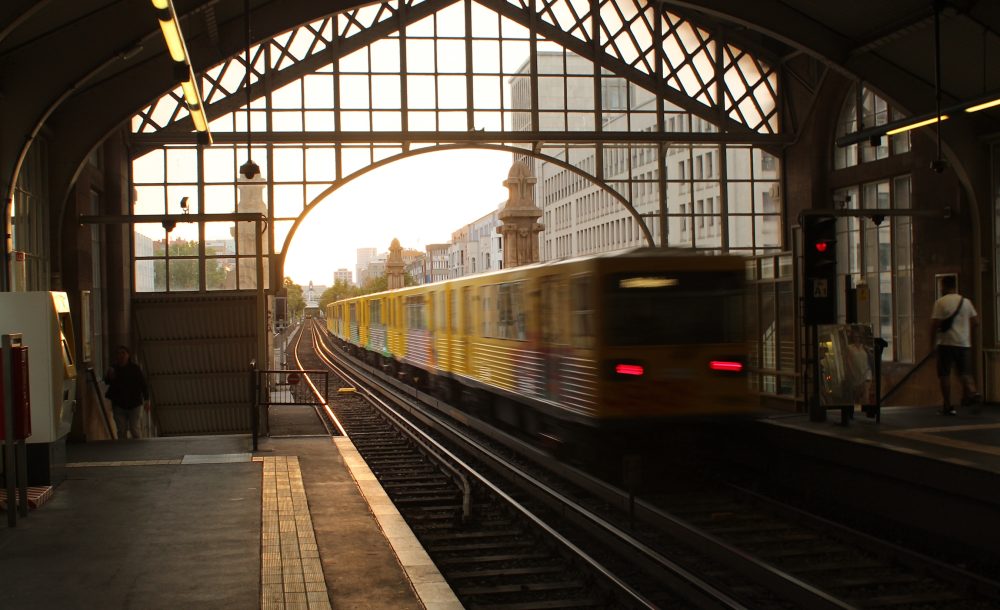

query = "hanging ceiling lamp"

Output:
[[239, 0, 260, 179]]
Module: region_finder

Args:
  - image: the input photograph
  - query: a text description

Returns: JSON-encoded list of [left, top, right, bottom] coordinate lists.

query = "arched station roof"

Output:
[[2, 0, 999, 228]]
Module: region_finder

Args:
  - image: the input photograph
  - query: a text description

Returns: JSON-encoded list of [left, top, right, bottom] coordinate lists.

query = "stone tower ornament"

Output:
[[497, 162, 544, 268], [387, 238, 405, 289]]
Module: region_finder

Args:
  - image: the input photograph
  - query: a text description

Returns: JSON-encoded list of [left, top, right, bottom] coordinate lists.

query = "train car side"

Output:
[[327, 249, 754, 438]]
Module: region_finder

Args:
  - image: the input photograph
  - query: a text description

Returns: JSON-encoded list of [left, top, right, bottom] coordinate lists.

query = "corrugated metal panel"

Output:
[[143, 339, 256, 374], [134, 294, 257, 340], [157, 404, 252, 435], [369, 325, 387, 355], [404, 330, 433, 369], [557, 356, 599, 416], [133, 294, 258, 436], [470, 342, 547, 397], [151, 373, 250, 404], [446, 336, 467, 375]]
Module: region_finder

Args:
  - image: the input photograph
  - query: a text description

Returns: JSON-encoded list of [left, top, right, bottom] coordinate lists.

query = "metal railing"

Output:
[[249, 359, 330, 450], [258, 369, 329, 406]]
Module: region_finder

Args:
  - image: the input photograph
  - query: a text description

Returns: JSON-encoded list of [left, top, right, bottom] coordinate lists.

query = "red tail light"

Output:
[[615, 363, 645, 377], [709, 360, 744, 373]]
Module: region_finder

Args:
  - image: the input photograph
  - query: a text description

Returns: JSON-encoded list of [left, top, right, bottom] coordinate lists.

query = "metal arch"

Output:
[[141, 0, 781, 142], [474, 0, 771, 137], [125, 0, 786, 292], [131, 0, 449, 157], [272, 142, 656, 281]]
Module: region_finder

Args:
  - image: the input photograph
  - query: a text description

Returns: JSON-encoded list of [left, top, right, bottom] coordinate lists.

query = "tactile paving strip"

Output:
[[256, 455, 331, 610]]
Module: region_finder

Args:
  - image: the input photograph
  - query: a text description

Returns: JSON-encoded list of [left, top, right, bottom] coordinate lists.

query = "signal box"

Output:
[[802, 214, 838, 325]]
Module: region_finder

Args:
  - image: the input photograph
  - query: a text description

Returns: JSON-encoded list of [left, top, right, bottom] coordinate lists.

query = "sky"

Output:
[[282, 148, 514, 285]]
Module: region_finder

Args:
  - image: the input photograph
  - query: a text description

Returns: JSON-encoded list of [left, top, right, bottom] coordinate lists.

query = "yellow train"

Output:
[[327, 248, 754, 438]]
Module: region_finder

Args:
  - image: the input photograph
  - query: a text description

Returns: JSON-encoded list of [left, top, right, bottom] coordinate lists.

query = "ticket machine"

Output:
[[0, 292, 77, 485]]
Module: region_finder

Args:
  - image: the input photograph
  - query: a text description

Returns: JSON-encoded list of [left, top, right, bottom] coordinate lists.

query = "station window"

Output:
[[835, 85, 911, 170], [131, 146, 271, 293], [833, 176, 913, 363]]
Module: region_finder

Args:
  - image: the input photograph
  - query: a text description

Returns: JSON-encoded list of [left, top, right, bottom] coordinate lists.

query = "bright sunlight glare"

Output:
[[283, 148, 514, 285]]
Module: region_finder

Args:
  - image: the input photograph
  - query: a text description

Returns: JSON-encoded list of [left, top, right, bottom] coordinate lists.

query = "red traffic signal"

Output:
[[801, 213, 838, 325]]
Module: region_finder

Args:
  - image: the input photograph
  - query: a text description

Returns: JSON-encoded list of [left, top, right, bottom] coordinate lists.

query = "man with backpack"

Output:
[[931, 275, 981, 415]]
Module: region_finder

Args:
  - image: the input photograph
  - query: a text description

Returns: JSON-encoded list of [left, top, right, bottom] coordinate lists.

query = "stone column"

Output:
[[497, 161, 544, 268], [387, 238, 405, 289], [235, 174, 268, 290]]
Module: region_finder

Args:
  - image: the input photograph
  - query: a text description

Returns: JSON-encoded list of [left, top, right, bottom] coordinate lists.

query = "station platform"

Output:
[[0, 433, 461, 609], [759, 403, 1000, 475], [754, 403, 1000, 563]]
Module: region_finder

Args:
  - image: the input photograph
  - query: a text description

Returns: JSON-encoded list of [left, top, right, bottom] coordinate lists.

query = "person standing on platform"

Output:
[[931, 276, 981, 415], [104, 346, 149, 439]]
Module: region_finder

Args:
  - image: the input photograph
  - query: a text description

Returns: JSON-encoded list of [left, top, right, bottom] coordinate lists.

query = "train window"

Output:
[[495, 282, 526, 340], [604, 271, 745, 345], [405, 296, 426, 330], [571, 275, 594, 348], [540, 276, 565, 345], [369, 299, 382, 325], [481, 285, 497, 337], [450, 290, 459, 333]]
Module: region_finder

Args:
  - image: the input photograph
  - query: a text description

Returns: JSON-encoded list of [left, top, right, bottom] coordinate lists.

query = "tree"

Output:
[[360, 274, 388, 294], [284, 277, 304, 319], [358, 272, 418, 295], [319, 280, 359, 309], [152, 239, 228, 290]]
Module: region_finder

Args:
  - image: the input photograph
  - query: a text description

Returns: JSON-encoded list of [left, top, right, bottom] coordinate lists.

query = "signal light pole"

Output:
[[798, 207, 951, 423], [800, 213, 837, 422]]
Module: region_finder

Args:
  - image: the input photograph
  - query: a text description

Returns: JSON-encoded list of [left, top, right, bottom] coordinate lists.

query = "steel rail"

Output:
[[315, 325, 859, 610], [286, 322, 347, 437], [729, 483, 1000, 602], [306, 323, 473, 521], [415, 391, 855, 610], [312, 326, 702, 609]]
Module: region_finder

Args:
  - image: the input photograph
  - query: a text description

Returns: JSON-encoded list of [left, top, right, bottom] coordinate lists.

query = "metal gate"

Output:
[[250, 364, 329, 447]]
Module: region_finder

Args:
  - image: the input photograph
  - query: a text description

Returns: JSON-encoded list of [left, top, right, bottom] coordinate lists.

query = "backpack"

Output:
[[939, 298, 965, 332]]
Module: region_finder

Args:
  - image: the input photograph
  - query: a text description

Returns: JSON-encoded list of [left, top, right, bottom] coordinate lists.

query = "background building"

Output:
[[449, 208, 503, 278], [355, 247, 378, 287], [333, 268, 352, 285], [511, 52, 781, 261], [425, 244, 450, 284]]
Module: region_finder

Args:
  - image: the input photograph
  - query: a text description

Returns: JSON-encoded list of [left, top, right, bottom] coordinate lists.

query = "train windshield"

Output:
[[604, 271, 745, 345]]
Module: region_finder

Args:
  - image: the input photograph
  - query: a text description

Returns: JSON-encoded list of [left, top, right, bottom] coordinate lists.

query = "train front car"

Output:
[[593, 251, 753, 422]]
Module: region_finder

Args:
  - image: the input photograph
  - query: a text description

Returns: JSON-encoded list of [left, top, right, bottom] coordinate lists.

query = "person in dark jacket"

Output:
[[104, 346, 149, 440]]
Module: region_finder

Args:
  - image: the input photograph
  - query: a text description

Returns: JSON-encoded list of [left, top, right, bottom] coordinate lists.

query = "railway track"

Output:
[[284, 320, 1000, 609], [289, 323, 665, 608]]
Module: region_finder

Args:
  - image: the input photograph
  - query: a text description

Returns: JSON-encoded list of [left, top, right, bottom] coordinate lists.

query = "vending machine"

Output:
[[0, 292, 78, 485]]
